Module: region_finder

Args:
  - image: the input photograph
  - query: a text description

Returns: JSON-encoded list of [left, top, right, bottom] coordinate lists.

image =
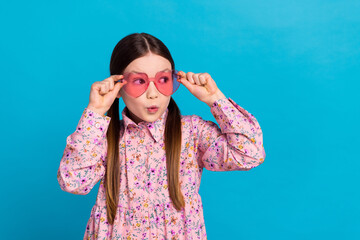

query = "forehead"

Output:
[[124, 53, 172, 76]]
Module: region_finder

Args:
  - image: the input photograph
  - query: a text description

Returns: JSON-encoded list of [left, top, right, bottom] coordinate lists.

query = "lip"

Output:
[[147, 105, 159, 113]]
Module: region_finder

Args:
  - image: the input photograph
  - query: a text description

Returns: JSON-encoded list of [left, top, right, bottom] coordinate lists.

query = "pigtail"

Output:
[[165, 97, 185, 211], [105, 98, 121, 225]]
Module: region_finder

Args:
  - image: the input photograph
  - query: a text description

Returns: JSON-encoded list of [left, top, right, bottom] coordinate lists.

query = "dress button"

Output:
[[140, 131, 145, 138], [95, 122, 100, 129]]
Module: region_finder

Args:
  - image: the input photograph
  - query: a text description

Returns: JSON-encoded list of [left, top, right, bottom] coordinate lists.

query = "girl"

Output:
[[57, 32, 266, 240]]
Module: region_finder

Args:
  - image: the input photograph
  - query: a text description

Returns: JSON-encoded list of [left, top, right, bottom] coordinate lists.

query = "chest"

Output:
[[118, 126, 203, 193]]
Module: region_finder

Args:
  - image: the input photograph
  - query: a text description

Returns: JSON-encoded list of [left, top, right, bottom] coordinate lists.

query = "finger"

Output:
[[104, 80, 111, 92], [103, 82, 109, 93], [99, 82, 109, 94], [202, 73, 218, 94], [96, 82, 106, 93], [112, 75, 124, 83], [177, 71, 185, 77], [106, 78, 114, 90], [178, 75, 195, 92], [177, 71, 185, 81], [186, 72, 195, 84], [98, 83, 105, 94], [193, 73, 201, 85], [95, 83, 102, 94], [110, 80, 127, 98], [91, 82, 101, 92], [201, 72, 211, 79], [116, 79, 127, 89], [199, 74, 207, 85]]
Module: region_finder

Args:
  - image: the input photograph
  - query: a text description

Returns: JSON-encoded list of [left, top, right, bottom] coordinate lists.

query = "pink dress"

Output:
[[57, 97, 266, 240]]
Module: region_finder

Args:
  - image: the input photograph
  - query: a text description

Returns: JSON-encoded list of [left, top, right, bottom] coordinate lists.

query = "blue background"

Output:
[[1, 0, 359, 239]]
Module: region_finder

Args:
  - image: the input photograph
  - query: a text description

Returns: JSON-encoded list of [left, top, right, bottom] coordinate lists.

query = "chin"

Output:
[[144, 110, 163, 122], [144, 115, 160, 123]]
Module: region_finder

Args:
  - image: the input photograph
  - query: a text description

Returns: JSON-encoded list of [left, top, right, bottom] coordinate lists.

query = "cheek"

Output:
[[121, 90, 135, 103], [164, 97, 171, 106], [127, 96, 146, 111], [121, 95, 139, 113]]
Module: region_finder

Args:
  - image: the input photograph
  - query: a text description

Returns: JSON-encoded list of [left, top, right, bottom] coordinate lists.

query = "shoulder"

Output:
[[180, 114, 202, 124], [180, 114, 216, 130]]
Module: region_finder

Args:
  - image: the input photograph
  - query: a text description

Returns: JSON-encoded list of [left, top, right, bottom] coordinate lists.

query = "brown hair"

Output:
[[105, 33, 184, 225]]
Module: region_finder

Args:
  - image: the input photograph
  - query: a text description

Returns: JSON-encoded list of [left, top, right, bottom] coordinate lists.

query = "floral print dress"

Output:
[[57, 97, 266, 240]]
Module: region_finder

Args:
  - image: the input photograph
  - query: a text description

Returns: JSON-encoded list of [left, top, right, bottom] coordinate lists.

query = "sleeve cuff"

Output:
[[210, 97, 255, 134], [75, 108, 112, 138]]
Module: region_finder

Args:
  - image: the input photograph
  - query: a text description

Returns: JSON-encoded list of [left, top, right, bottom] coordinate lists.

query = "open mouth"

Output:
[[147, 106, 159, 113]]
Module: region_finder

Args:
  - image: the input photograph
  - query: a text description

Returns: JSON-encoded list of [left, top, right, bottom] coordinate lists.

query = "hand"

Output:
[[177, 71, 226, 107], [87, 75, 127, 116]]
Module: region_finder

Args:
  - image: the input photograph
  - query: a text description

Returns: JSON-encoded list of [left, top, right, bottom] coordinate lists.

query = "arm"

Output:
[[57, 108, 111, 194], [195, 98, 266, 171]]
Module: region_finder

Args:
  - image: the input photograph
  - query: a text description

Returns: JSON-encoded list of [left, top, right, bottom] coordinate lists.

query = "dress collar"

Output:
[[121, 107, 168, 143]]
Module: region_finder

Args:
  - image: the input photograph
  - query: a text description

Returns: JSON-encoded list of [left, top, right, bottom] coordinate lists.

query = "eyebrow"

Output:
[[130, 68, 171, 74]]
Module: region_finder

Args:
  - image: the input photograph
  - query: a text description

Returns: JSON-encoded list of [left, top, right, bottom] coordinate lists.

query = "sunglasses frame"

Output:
[[117, 69, 181, 98]]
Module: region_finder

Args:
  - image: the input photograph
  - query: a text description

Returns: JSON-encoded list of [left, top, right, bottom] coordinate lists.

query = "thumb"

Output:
[[178, 76, 195, 92], [111, 80, 127, 98]]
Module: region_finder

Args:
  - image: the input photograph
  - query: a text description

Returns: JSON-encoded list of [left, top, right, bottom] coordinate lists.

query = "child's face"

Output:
[[117, 52, 172, 124]]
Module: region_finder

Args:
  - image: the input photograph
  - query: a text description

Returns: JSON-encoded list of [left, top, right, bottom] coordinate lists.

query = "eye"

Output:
[[133, 78, 146, 85], [158, 77, 169, 84]]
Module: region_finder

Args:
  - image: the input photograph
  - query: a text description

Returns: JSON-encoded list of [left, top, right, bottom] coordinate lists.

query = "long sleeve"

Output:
[[57, 108, 111, 195], [194, 97, 266, 171]]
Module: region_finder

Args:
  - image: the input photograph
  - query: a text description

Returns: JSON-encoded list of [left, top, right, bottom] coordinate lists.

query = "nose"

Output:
[[146, 81, 159, 99]]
